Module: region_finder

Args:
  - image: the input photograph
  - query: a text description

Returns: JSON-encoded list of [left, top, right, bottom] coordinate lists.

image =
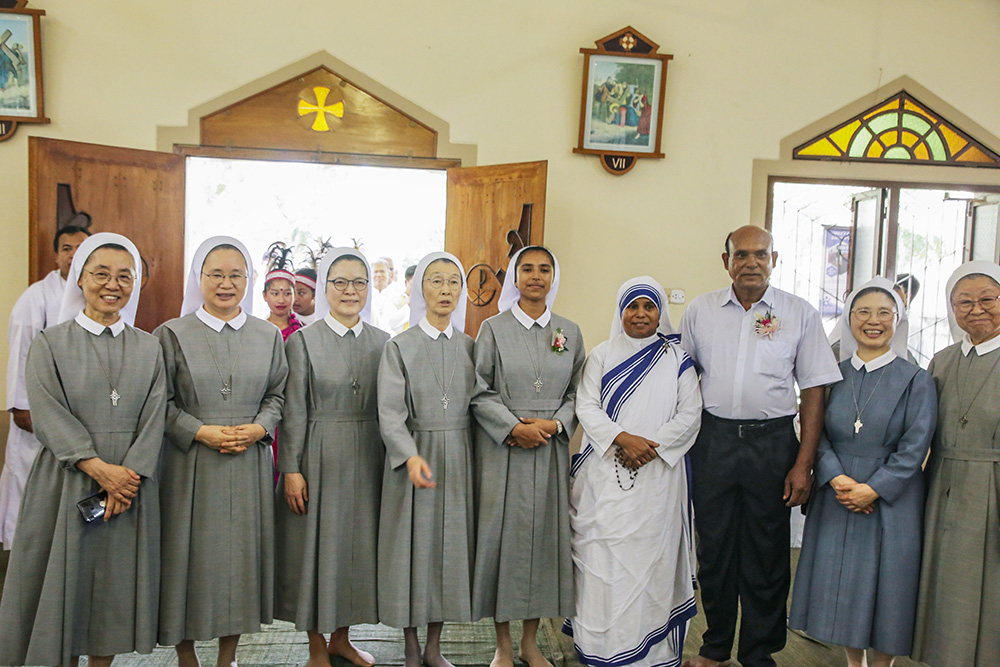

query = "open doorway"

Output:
[[770, 180, 1000, 367], [184, 156, 447, 317]]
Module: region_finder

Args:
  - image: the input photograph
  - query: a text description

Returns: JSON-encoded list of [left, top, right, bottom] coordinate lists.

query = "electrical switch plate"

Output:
[[669, 289, 685, 305]]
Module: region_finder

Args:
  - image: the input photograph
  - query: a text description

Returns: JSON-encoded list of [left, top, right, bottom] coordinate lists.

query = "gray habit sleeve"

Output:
[[378, 339, 419, 470], [252, 327, 289, 439], [120, 345, 168, 480], [24, 332, 99, 469], [278, 331, 308, 473], [156, 326, 204, 453]]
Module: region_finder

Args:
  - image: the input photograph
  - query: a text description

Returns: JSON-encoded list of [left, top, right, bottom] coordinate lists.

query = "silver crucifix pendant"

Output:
[[221, 380, 232, 399], [534, 377, 544, 393], [110, 388, 121, 407], [960, 415, 969, 427], [854, 419, 863, 434], [441, 393, 450, 410], [352, 378, 360, 395]]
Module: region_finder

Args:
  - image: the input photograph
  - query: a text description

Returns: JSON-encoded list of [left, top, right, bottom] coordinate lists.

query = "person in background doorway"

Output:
[[893, 273, 920, 310], [294, 268, 318, 325], [387, 264, 416, 334], [680, 226, 841, 667], [263, 242, 303, 341], [0, 224, 90, 550], [371, 257, 404, 331]]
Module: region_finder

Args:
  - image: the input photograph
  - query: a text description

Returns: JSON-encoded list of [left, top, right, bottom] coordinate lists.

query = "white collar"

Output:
[[196, 305, 247, 332], [850, 349, 897, 372], [324, 312, 364, 337], [722, 284, 776, 309], [961, 331, 1000, 357], [511, 302, 551, 329], [419, 316, 453, 339], [75, 311, 125, 337]]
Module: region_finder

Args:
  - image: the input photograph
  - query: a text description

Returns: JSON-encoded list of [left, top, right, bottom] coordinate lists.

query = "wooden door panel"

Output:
[[30, 138, 185, 332], [445, 161, 547, 337]]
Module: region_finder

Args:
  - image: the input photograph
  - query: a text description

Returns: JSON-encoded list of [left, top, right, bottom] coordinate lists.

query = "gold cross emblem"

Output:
[[297, 86, 344, 132]]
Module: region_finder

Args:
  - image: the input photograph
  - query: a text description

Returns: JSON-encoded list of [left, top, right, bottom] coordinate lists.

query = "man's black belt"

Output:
[[702, 411, 795, 439]]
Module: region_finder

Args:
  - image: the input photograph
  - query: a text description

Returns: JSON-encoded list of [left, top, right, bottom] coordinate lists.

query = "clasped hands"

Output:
[[196, 423, 267, 454], [830, 474, 879, 513], [613, 431, 658, 470], [76, 457, 140, 522], [505, 418, 558, 449]]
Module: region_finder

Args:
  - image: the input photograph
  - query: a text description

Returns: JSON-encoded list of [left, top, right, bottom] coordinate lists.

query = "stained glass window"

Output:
[[793, 91, 1000, 168]]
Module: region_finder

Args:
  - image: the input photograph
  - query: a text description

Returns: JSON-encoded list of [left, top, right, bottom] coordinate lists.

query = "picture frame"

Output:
[[574, 27, 672, 175], [0, 1, 48, 141]]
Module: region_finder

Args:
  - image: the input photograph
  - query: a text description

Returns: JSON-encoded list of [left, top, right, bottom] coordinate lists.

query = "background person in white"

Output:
[[0, 224, 90, 549], [679, 226, 841, 667]]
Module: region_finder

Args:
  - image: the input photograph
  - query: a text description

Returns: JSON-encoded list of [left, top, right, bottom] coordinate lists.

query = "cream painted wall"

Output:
[[3, 0, 1000, 410]]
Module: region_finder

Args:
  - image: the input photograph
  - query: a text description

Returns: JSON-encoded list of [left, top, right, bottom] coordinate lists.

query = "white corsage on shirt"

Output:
[[754, 310, 780, 339]]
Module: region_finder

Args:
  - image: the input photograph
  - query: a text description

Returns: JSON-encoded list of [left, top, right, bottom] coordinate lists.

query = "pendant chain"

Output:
[[518, 324, 547, 394], [202, 327, 245, 400], [849, 364, 887, 434], [332, 329, 362, 395], [422, 336, 459, 410], [955, 347, 1000, 427], [86, 329, 126, 408]]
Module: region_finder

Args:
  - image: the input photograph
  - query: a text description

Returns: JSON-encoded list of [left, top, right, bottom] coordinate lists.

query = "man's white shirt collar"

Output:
[[419, 317, 453, 339], [75, 311, 125, 337], [196, 306, 247, 332], [961, 332, 1000, 357], [325, 312, 364, 337], [511, 302, 551, 329], [721, 284, 776, 309], [850, 349, 897, 372]]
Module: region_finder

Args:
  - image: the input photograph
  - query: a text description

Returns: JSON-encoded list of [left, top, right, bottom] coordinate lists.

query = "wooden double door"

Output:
[[30, 137, 546, 336]]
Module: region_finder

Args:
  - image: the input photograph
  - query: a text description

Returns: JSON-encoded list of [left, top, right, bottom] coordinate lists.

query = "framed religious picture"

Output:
[[0, 1, 48, 142], [574, 26, 672, 175]]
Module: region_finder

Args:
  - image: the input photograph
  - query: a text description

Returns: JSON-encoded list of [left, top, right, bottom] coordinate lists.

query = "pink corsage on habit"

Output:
[[552, 328, 568, 353], [754, 310, 780, 339]]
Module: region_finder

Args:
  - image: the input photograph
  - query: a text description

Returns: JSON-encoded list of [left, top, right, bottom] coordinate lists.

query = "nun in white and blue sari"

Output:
[[565, 277, 702, 667]]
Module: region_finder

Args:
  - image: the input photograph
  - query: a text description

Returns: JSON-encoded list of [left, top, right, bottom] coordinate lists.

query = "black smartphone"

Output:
[[77, 491, 108, 523]]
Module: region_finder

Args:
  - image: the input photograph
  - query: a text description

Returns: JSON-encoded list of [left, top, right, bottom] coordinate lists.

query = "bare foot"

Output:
[[680, 658, 730, 667], [403, 628, 422, 667], [422, 649, 454, 667], [328, 636, 375, 667], [490, 647, 515, 667], [518, 644, 553, 667], [177, 640, 202, 667]]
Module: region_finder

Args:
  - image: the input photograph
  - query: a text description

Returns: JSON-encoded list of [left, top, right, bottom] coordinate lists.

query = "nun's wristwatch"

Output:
[[554, 419, 564, 435]]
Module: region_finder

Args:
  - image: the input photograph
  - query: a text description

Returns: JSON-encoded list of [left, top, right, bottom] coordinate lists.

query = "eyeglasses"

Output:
[[424, 277, 463, 290], [850, 308, 896, 322], [202, 271, 247, 286], [84, 269, 134, 286], [327, 278, 369, 291], [952, 296, 999, 314]]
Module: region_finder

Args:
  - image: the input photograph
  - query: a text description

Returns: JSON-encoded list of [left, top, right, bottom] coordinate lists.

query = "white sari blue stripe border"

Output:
[[562, 595, 697, 667]]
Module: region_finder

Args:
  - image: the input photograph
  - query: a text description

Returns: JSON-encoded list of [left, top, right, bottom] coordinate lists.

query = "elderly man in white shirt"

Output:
[[679, 226, 841, 667], [0, 224, 90, 549]]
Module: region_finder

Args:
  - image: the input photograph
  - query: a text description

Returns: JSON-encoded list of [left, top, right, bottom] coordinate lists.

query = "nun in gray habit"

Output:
[[0, 233, 165, 667], [274, 248, 389, 667], [155, 236, 287, 667], [377, 251, 493, 667], [790, 277, 936, 667], [471, 246, 584, 667]]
